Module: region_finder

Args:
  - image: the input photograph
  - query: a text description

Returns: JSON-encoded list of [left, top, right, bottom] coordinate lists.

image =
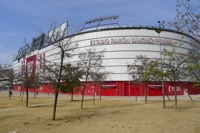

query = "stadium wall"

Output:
[[13, 26, 200, 96]]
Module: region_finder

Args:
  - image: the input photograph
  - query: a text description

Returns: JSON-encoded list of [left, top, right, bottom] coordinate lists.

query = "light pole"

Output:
[[155, 21, 165, 108]]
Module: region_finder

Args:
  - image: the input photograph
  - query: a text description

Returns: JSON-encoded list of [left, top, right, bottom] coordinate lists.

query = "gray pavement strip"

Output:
[[0, 107, 23, 112], [0, 101, 67, 112]]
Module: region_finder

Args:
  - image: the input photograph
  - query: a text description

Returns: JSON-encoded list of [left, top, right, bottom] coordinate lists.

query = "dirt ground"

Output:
[[0, 91, 200, 133]]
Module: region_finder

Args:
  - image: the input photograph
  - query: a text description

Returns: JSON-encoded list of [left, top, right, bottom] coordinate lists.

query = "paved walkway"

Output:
[[1, 90, 200, 100]]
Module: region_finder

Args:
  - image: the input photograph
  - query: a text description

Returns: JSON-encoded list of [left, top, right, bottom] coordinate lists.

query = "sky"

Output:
[[0, 0, 199, 64]]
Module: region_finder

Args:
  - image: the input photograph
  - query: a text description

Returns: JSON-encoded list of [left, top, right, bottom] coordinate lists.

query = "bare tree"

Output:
[[127, 55, 157, 104], [13, 39, 40, 106], [127, 55, 162, 103], [0, 64, 13, 99], [90, 70, 110, 104], [14, 63, 37, 107], [43, 21, 77, 120], [127, 64, 142, 101], [78, 48, 105, 109], [161, 0, 200, 108], [161, 45, 188, 109], [167, 0, 200, 39], [186, 37, 200, 88], [32, 66, 45, 98]]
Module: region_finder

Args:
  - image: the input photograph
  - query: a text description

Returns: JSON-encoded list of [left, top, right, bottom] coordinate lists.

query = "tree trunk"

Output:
[[52, 89, 59, 120], [174, 82, 177, 110], [81, 74, 88, 109], [173, 70, 177, 110], [164, 88, 171, 101], [161, 78, 165, 108], [93, 82, 96, 105], [26, 87, 29, 107], [135, 87, 138, 101], [48, 83, 50, 98], [144, 82, 147, 104], [19, 87, 22, 97], [184, 88, 193, 101], [100, 87, 102, 102], [81, 87, 85, 109], [52, 51, 64, 120], [9, 88, 11, 100], [71, 91, 74, 101], [34, 88, 36, 99], [21, 89, 25, 102]]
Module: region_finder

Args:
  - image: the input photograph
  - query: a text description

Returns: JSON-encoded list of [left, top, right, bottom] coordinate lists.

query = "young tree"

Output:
[[161, 45, 188, 109], [90, 70, 110, 104], [186, 43, 200, 86], [144, 58, 169, 107], [43, 21, 77, 120], [14, 40, 41, 104], [40, 63, 60, 92], [127, 55, 158, 103], [14, 63, 37, 107], [60, 63, 83, 101], [32, 66, 45, 99], [0, 64, 13, 99], [78, 48, 105, 109], [164, 0, 200, 107], [127, 64, 142, 101], [158, 0, 200, 104]]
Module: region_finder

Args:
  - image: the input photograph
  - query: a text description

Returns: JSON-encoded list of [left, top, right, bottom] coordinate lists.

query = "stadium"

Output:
[[13, 16, 200, 96]]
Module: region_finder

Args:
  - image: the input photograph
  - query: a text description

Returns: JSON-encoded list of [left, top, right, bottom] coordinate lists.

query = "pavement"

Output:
[[1, 90, 200, 100]]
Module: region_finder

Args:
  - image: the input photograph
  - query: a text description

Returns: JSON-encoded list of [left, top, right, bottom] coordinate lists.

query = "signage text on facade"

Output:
[[90, 37, 173, 46]]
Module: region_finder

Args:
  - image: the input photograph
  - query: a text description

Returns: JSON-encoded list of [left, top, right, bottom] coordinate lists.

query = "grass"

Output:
[[0, 91, 200, 133]]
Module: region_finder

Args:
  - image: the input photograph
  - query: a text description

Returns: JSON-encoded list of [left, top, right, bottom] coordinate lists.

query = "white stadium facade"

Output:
[[13, 16, 200, 96]]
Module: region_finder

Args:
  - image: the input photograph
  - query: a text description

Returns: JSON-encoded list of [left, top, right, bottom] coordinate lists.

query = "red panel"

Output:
[[149, 87, 162, 96], [125, 82, 144, 96], [117, 82, 121, 96], [180, 82, 200, 95], [121, 82, 125, 96], [164, 82, 184, 95], [38, 84, 55, 93], [140, 83, 145, 96], [26, 55, 36, 76], [84, 84, 94, 95], [100, 82, 118, 96], [125, 83, 134, 96], [13, 81, 200, 96], [101, 88, 117, 96]]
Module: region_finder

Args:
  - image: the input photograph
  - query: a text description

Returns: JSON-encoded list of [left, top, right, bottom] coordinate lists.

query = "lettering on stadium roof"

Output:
[[90, 37, 173, 46], [85, 15, 118, 24]]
